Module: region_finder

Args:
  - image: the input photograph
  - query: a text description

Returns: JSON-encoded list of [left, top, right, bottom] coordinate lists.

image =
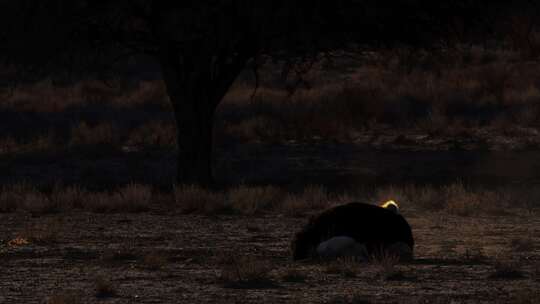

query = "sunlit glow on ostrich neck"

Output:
[[381, 200, 399, 214]]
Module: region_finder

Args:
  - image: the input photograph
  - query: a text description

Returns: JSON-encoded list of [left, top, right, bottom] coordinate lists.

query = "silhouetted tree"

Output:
[[0, 1, 535, 186]]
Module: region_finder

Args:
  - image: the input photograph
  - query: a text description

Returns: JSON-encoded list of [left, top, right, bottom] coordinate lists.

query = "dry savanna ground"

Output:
[[1, 46, 540, 303], [0, 184, 540, 303]]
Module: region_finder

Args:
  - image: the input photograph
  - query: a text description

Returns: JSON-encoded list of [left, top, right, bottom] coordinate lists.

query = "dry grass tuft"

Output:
[[443, 183, 508, 216], [281, 185, 329, 216], [51, 185, 87, 210], [83, 184, 152, 213], [369, 248, 403, 280], [408, 186, 442, 211], [174, 185, 228, 214], [325, 258, 359, 278], [84, 192, 111, 213], [0, 182, 533, 216], [228, 185, 284, 215], [111, 183, 153, 212]]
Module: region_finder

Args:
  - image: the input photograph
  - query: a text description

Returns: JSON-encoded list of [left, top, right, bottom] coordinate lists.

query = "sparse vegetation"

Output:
[[369, 248, 402, 281], [0, 182, 535, 216], [228, 185, 284, 215], [281, 185, 331, 216], [173, 185, 229, 214]]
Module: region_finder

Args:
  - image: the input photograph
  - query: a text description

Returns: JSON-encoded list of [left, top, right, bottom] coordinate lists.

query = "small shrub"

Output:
[[110, 183, 153, 213]]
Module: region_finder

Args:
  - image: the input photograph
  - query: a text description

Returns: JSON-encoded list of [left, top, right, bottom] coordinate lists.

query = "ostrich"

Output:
[[292, 201, 414, 261]]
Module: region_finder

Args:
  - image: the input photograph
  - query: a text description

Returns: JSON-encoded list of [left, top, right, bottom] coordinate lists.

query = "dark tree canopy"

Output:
[[1, 1, 537, 186]]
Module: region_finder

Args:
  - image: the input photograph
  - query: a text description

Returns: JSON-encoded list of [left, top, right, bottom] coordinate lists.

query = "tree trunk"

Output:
[[168, 84, 217, 186], [158, 42, 249, 187]]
